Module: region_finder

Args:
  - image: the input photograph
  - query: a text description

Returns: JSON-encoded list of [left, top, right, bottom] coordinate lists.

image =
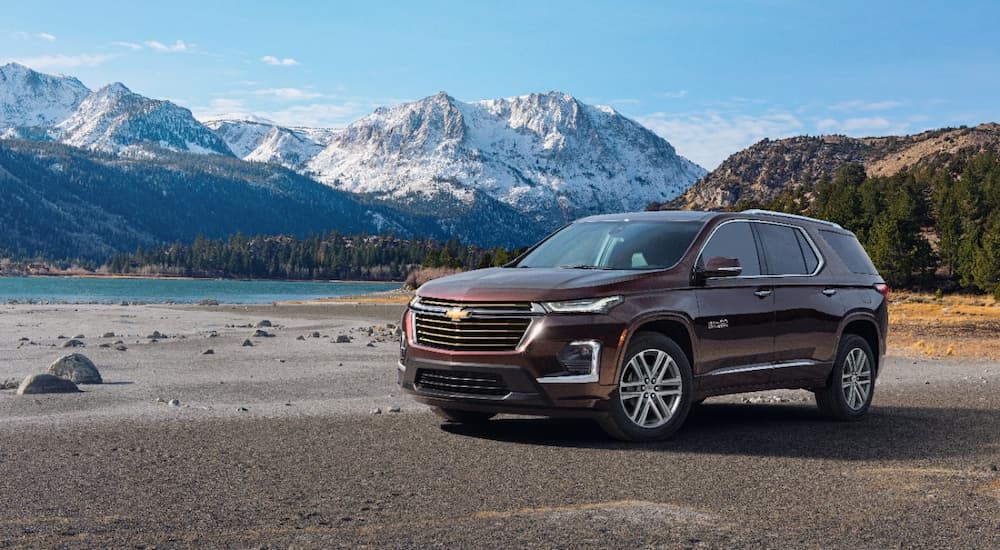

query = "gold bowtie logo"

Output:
[[445, 308, 470, 321]]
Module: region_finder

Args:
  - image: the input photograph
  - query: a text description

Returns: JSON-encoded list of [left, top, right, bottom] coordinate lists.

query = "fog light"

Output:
[[557, 340, 601, 376]]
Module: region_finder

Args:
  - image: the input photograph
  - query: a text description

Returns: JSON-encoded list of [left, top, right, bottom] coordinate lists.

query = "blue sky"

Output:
[[2, 0, 998, 168]]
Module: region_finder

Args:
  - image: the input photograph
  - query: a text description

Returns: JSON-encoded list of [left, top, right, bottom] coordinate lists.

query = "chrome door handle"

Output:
[[822, 288, 837, 296], [753, 289, 773, 298]]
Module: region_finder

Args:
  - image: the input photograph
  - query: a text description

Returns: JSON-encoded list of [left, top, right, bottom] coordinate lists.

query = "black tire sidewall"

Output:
[[604, 332, 694, 441], [828, 334, 876, 419]]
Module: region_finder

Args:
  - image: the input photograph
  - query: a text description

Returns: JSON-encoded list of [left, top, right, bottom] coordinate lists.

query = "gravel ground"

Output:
[[0, 303, 998, 548]]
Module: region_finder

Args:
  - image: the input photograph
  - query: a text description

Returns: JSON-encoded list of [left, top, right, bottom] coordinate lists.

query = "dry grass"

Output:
[[889, 291, 1000, 359]]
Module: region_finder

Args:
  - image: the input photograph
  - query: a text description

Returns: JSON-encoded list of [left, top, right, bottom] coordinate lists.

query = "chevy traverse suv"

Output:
[[398, 210, 888, 441]]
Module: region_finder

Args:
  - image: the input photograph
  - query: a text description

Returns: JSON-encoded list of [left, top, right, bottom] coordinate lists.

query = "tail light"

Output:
[[874, 283, 890, 301]]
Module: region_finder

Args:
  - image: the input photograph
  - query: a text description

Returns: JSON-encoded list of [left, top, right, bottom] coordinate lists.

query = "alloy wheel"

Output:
[[619, 348, 683, 428], [841, 347, 872, 410]]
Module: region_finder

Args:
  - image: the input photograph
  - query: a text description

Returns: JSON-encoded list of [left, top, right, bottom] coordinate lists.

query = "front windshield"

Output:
[[514, 220, 704, 270]]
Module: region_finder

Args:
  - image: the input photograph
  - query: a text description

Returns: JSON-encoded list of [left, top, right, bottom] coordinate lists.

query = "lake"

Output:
[[0, 276, 400, 304]]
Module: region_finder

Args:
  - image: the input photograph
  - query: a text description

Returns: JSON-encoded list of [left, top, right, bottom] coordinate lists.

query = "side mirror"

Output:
[[693, 256, 742, 283]]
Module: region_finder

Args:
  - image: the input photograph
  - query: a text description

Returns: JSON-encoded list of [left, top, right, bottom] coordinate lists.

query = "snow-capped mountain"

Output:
[[56, 83, 233, 156], [211, 91, 706, 224], [204, 118, 335, 166], [0, 63, 232, 156], [0, 62, 89, 137]]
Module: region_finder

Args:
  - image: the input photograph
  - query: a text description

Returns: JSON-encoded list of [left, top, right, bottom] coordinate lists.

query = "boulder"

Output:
[[47, 353, 103, 384], [102, 332, 116, 338], [256, 320, 272, 328], [62, 339, 85, 348], [242, 339, 254, 347], [335, 335, 352, 343], [252, 329, 274, 338], [16, 374, 81, 395]]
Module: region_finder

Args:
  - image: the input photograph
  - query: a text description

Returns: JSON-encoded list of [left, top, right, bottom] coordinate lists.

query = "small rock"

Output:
[[57, 335, 67, 339], [73, 334, 85, 339], [388, 406, 401, 413], [102, 332, 116, 338], [16, 374, 80, 395], [338, 362, 343, 367], [278, 359, 285, 363], [335, 335, 351, 343], [207, 331, 219, 338], [147, 331, 165, 339], [369, 407, 382, 415], [62, 339, 85, 348], [311, 331, 321, 338], [991, 463, 998, 472], [168, 399, 181, 407], [242, 339, 254, 347], [114, 340, 124, 345], [202, 349, 215, 355], [18, 337, 29, 342], [366, 342, 375, 347], [115, 345, 128, 352], [155, 397, 166, 403], [48, 353, 102, 384], [256, 320, 272, 328], [296, 335, 306, 341], [252, 329, 274, 338], [237, 406, 249, 412], [98, 343, 111, 348]]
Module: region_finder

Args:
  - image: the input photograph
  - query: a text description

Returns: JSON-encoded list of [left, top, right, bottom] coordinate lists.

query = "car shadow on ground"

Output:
[[440, 402, 999, 460]]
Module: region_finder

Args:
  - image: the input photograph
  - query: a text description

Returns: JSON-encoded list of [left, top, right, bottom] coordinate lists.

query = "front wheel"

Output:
[[814, 334, 875, 420], [598, 332, 693, 442]]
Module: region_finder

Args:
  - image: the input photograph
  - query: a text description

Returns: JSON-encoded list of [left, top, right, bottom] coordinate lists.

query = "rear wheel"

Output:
[[815, 334, 875, 420], [598, 332, 693, 442], [432, 407, 495, 424]]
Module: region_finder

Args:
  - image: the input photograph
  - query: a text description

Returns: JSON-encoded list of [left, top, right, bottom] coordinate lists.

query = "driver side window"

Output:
[[700, 221, 761, 276]]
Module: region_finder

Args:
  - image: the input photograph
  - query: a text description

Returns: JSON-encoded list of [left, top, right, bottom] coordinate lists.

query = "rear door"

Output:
[[693, 221, 776, 389], [755, 222, 841, 384]]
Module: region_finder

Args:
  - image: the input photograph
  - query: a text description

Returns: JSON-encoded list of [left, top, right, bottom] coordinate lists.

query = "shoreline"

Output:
[[0, 272, 406, 285]]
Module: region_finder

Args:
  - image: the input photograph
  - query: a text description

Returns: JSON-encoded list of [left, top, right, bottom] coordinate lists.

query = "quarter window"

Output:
[[700, 221, 761, 276], [756, 223, 818, 276]]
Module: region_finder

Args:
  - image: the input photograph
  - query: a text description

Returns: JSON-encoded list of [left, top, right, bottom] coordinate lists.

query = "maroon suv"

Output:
[[398, 210, 888, 441]]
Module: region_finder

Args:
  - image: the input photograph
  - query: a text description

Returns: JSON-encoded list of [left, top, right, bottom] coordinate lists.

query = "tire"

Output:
[[432, 407, 495, 424], [598, 332, 694, 442], [814, 334, 876, 420]]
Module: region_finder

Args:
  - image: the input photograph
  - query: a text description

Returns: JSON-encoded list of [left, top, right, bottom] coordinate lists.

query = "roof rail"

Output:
[[740, 209, 843, 229]]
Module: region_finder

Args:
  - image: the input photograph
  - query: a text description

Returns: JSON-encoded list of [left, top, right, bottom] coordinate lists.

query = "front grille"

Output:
[[414, 314, 531, 351], [412, 298, 534, 352], [415, 369, 509, 396]]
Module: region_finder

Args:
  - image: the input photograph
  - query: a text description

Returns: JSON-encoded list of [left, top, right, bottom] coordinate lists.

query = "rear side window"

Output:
[[700, 221, 761, 276], [820, 230, 878, 274], [755, 223, 819, 275]]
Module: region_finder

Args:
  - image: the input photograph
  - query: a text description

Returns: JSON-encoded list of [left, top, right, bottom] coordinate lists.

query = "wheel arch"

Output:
[[838, 314, 882, 374], [615, 314, 695, 382]]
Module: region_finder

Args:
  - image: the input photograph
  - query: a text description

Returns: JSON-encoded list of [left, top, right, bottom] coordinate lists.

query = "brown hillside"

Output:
[[664, 123, 1000, 210]]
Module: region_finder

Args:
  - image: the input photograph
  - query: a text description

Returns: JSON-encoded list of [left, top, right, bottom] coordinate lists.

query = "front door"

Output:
[[692, 220, 776, 391]]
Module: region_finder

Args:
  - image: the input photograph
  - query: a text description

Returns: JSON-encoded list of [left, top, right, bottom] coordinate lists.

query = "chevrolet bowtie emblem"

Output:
[[445, 308, 470, 321]]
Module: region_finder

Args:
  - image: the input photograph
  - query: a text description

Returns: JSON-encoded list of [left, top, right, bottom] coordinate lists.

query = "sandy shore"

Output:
[[0, 302, 412, 426]]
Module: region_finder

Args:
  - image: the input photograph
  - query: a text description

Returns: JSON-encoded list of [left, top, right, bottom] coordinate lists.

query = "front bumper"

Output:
[[398, 308, 627, 417]]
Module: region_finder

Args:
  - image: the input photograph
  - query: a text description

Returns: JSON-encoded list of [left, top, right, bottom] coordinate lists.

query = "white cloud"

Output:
[[36, 32, 56, 42], [252, 87, 323, 100], [112, 41, 144, 50], [257, 102, 362, 127], [145, 40, 189, 53], [829, 99, 903, 112], [637, 111, 804, 169], [11, 53, 114, 70], [260, 55, 299, 66], [11, 31, 56, 42], [658, 90, 688, 99]]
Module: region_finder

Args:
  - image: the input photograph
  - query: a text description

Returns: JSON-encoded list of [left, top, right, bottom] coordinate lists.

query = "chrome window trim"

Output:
[[696, 218, 826, 279]]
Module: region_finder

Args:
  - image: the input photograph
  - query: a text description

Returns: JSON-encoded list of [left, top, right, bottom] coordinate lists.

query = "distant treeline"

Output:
[[104, 233, 523, 281], [733, 150, 1000, 296]]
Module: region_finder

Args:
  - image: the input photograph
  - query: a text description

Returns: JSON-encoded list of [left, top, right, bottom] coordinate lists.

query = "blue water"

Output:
[[0, 277, 400, 304]]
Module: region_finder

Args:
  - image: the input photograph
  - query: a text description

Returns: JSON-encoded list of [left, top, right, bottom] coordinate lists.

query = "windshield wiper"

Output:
[[558, 264, 607, 270]]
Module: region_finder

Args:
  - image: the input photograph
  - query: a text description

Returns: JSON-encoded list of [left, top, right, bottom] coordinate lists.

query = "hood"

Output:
[[417, 267, 664, 302]]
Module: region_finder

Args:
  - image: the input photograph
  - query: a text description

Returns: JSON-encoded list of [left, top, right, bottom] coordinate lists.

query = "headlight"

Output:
[[541, 296, 623, 313], [408, 295, 420, 308]]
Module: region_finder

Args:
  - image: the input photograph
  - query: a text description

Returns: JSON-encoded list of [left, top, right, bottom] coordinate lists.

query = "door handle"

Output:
[[753, 289, 773, 298], [822, 288, 837, 296]]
